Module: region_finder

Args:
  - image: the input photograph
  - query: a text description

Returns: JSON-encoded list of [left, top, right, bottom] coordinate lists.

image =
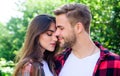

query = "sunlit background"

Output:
[[0, 0, 24, 24]]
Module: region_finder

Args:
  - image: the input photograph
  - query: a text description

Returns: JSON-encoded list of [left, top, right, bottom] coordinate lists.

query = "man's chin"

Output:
[[59, 44, 63, 47], [59, 44, 67, 49], [59, 43, 64, 48]]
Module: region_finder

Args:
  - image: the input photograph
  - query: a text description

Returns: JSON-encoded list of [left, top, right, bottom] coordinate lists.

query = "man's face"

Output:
[[55, 14, 76, 48]]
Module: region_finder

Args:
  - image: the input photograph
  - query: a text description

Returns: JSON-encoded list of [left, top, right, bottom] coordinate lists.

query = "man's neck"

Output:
[[72, 35, 99, 59]]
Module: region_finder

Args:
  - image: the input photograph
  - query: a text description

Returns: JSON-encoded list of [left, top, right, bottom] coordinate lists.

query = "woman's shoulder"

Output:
[[22, 59, 33, 72]]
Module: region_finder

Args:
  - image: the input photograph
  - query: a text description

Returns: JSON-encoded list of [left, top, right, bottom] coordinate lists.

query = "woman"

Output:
[[13, 14, 58, 76]]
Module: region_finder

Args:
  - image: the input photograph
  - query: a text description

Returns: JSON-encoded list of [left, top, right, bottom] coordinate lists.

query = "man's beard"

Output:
[[62, 32, 76, 48]]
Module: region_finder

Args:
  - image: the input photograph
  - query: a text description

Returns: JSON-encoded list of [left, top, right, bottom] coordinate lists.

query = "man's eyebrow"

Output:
[[56, 25, 62, 28]]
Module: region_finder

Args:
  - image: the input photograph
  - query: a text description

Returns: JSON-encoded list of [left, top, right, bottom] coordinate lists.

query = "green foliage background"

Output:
[[0, 0, 120, 75]]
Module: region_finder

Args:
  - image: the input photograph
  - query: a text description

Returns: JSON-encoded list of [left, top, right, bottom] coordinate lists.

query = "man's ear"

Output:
[[74, 22, 83, 33]]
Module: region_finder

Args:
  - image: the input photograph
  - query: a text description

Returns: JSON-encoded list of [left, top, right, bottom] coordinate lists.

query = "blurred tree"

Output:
[[108, 0, 120, 54], [0, 23, 14, 60]]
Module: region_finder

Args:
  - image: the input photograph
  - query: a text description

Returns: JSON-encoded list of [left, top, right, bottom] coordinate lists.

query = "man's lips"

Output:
[[58, 37, 63, 41]]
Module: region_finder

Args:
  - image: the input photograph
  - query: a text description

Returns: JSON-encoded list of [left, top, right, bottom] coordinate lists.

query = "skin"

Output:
[[55, 14, 76, 48], [39, 22, 57, 52], [55, 14, 99, 59]]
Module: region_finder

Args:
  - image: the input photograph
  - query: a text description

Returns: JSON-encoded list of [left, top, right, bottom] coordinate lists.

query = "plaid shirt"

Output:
[[17, 60, 45, 76], [17, 61, 34, 76], [54, 42, 120, 76]]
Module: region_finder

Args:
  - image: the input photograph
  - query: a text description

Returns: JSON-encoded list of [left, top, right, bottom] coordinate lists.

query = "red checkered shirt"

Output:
[[54, 42, 120, 76]]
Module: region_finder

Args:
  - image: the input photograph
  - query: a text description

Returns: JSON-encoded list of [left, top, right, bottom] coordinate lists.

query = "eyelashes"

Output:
[[46, 33, 52, 36]]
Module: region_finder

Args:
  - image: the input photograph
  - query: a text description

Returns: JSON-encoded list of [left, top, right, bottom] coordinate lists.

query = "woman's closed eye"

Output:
[[46, 31, 53, 36]]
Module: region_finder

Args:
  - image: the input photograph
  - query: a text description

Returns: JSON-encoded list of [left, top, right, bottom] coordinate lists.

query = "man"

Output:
[[54, 3, 120, 76]]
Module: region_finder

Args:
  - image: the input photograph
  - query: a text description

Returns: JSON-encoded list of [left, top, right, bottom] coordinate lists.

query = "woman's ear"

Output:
[[74, 22, 83, 33]]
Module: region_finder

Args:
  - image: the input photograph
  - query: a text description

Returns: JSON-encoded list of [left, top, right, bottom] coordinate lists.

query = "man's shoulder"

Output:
[[95, 41, 120, 60], [106, 51, 120, 60], [100, 49, 120, 68]]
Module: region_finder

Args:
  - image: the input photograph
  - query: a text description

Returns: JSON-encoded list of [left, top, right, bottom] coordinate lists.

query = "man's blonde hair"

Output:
[[54, 3, 92, 33]]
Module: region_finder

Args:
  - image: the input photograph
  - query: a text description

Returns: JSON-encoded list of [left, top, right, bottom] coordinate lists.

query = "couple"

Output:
[[13, 3, 120, 76]]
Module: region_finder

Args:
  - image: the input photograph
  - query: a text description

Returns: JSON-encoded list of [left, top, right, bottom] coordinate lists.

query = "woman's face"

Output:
[[39, 22, 57, 52]]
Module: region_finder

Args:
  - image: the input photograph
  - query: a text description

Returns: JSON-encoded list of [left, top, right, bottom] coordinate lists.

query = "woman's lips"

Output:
[[50, 43, 56, 46]]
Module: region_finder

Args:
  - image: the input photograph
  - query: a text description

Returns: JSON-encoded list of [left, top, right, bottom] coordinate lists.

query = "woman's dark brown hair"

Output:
[[13, 14, 57, 76]]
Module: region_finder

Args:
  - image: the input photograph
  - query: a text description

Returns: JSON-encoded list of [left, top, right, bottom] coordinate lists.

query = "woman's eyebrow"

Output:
[[47, 30, 55, 32]]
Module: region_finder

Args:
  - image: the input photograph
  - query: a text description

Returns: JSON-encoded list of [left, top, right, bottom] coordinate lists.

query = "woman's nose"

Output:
[[52, 34, 58, 42], [54, 29, 60, 37]]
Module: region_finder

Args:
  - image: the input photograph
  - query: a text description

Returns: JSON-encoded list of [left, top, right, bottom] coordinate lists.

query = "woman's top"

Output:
[[42, 60, 53, 76]]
